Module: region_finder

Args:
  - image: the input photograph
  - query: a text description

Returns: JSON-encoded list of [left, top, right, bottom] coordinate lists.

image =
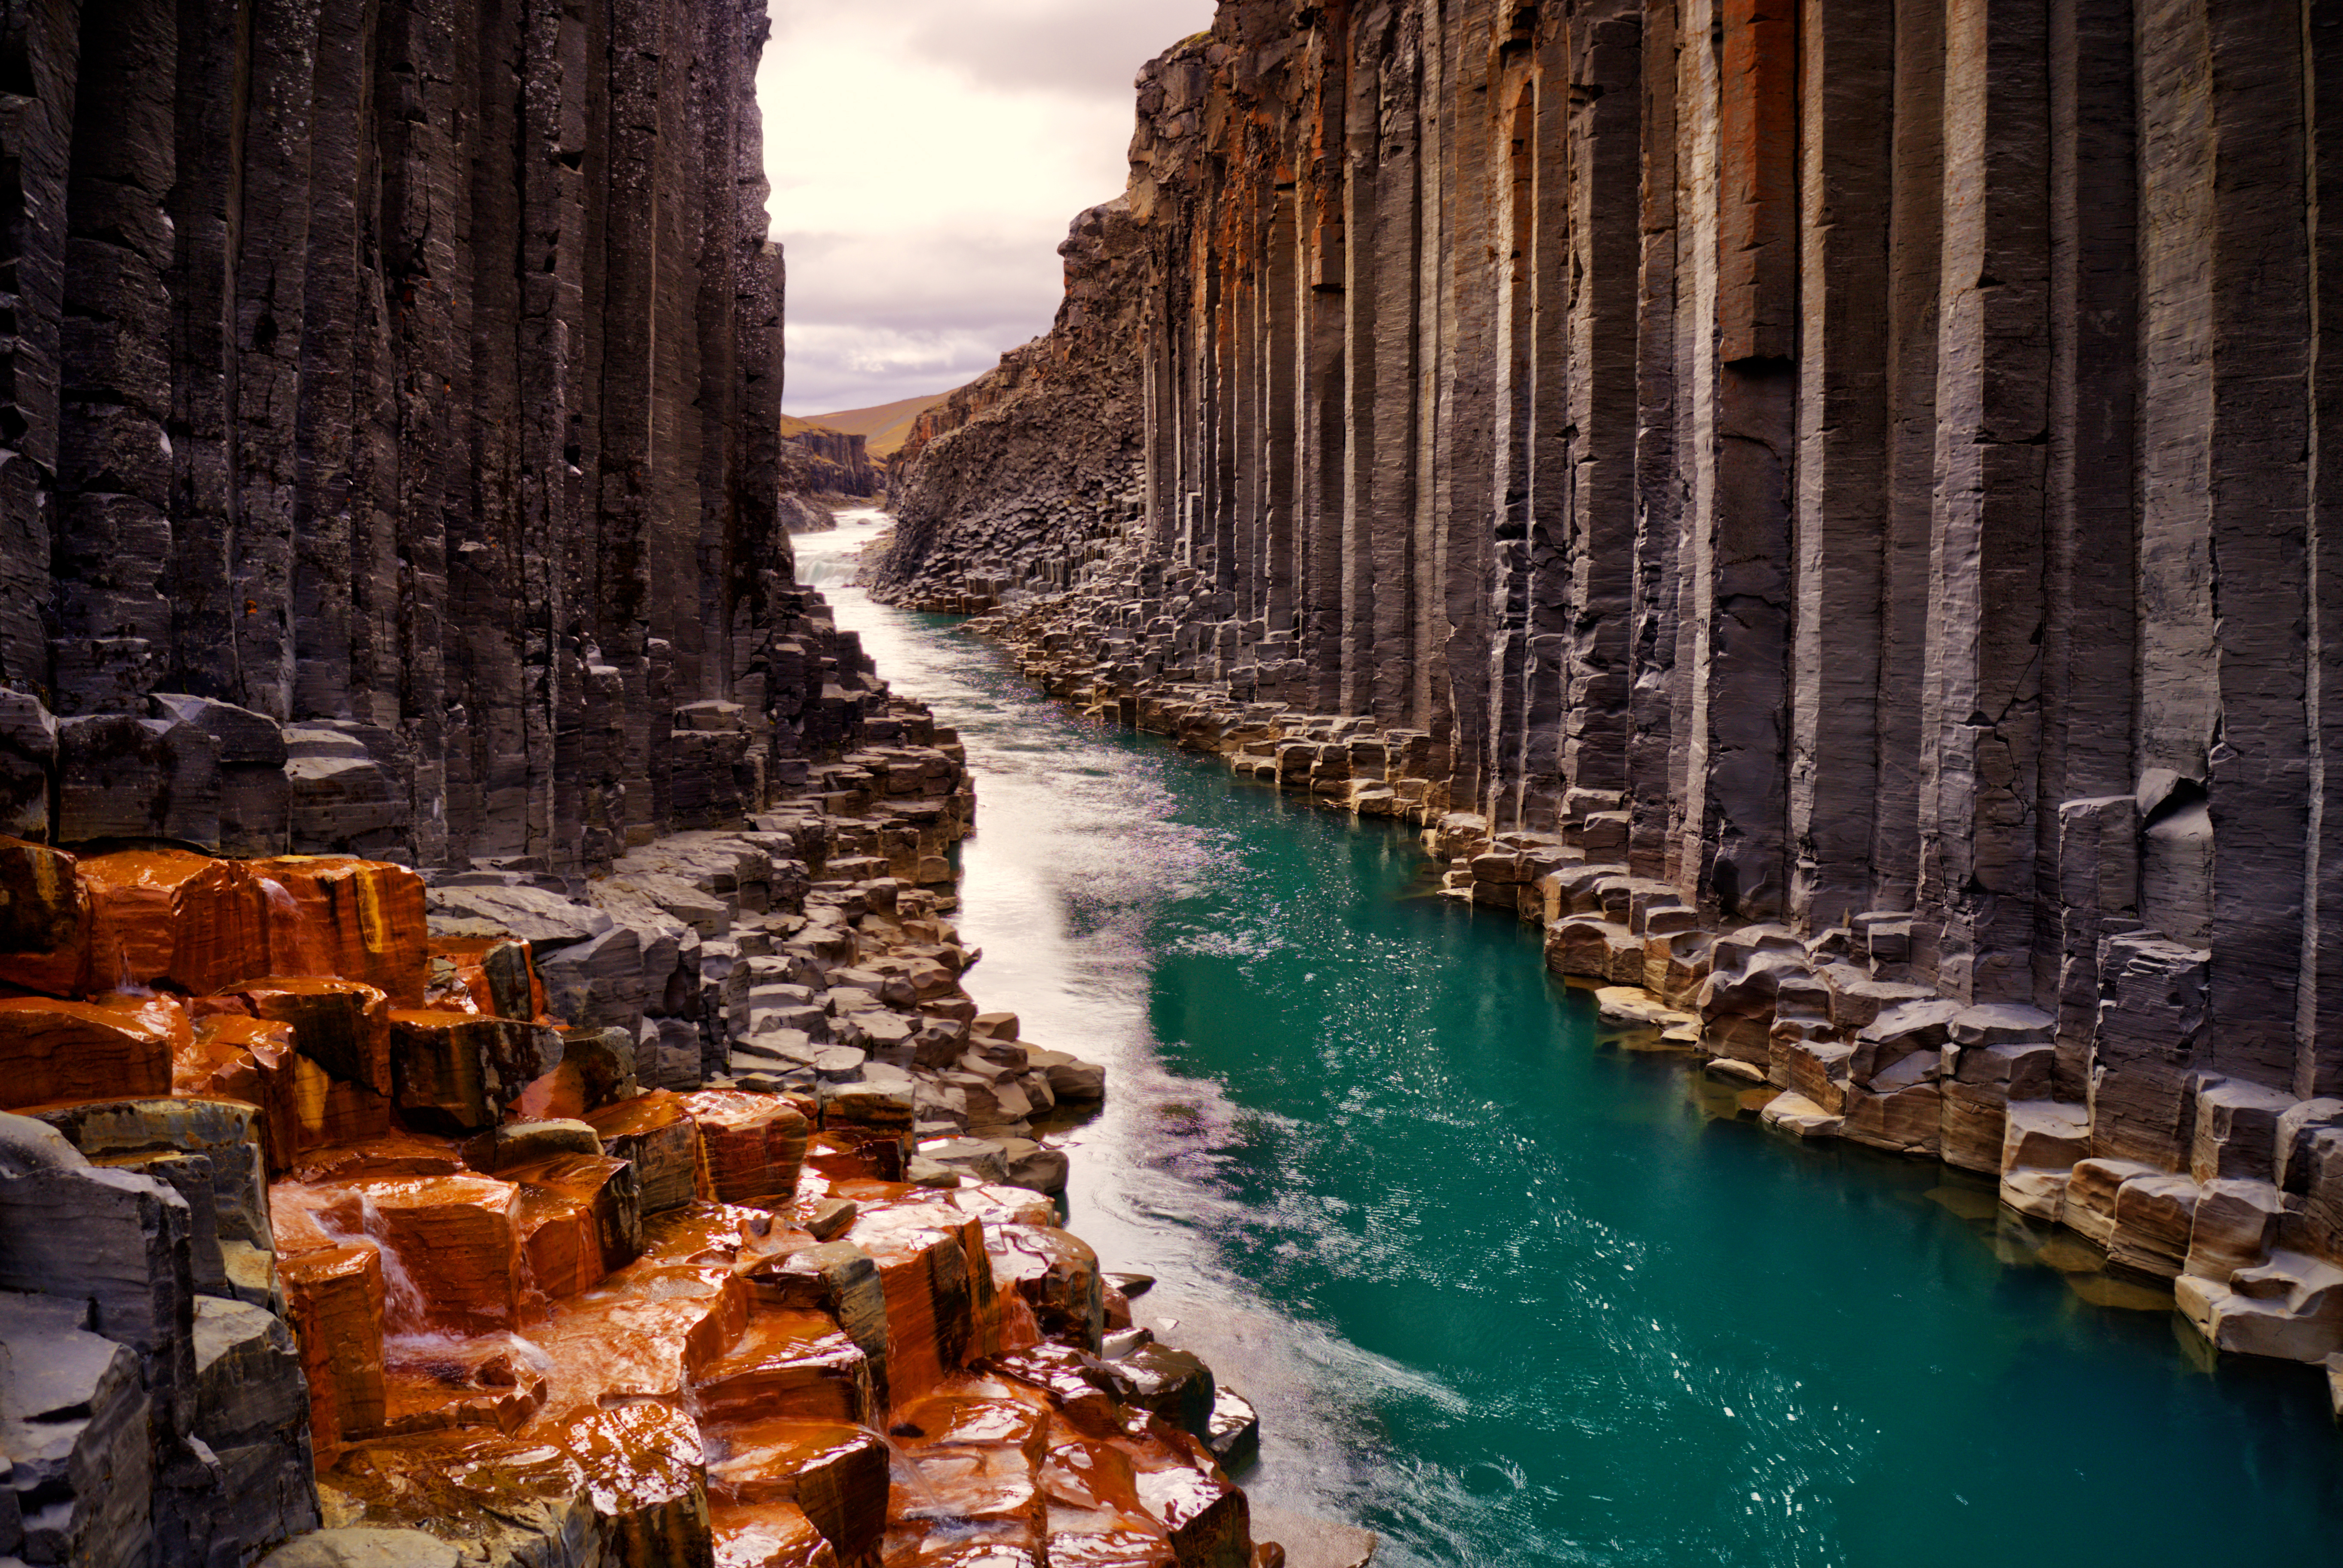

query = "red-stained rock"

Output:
[[0, 836, 91, 996], [553, 1401, 714, 1568], [530, 1266, 747, 1414], [684, 1089, 811, 1206], [0, 995, 174, 1109], [239, 976, 394, 1095], [508, 1152, 643, 1298], [380, 1338, 549, 1438], [849, 1204, 994, 1401], [588, 1089, 707, 1213], [180, 1014, 301, 1173], [80, 847, 270, 995], [703, 1418, 887, 1564], [249, 855, 429, 1007], [1038, 1430, 1178, 1568], [711, 1499, 842, 1568], [344, 1172, 523, 1334], [986, 1225, 1104, 1352], [692, 1305, 875, 1427], [388, 1007, 545, 1133], [318, 1433, 596, 1566], [281, 1243, 388, 1461]]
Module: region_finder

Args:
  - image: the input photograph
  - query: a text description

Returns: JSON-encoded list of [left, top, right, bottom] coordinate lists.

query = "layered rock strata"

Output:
[[879, 3, 2343, 1375], [0, 718, 1286, 1566], [0, 0, 874, 873]]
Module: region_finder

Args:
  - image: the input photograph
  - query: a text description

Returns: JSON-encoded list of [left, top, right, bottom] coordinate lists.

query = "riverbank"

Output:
[[817, 511, 2343, 1564]]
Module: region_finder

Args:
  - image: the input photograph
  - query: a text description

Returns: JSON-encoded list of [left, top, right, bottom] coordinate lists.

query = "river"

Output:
[[794, 510, 2343, 1567]]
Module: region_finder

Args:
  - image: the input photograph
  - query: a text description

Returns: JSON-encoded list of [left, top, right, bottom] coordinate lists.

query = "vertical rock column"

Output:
[[1628, 0, 1682, 878], [1788, 0, 1892, 934], [2305, 0, 2343, 1098], [0, 0, 77, 697], [1920, 0, 2049, 1002], [52, 0, 178, 717], [1554, 5, 1641, 835], [1678, 0, 1795, 919], [2036, 0, 2139, 1008]]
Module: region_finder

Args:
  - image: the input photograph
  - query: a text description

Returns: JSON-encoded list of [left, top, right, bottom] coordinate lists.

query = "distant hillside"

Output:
[[800, 389, 958, 457]]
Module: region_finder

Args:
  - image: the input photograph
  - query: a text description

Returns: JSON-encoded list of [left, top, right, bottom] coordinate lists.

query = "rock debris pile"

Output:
[[878, 0, 2343, 1404], [0, 714, 1291, 1567]]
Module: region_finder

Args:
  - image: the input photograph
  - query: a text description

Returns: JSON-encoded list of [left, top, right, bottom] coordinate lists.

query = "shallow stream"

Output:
[[797, 511, 2343, 1566]]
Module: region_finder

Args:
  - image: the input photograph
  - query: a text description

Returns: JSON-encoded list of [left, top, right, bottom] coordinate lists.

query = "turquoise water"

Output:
[[800, 516, 2343, 1566]]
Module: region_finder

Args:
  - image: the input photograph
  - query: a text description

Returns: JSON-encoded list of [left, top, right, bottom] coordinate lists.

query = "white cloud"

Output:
[[758, 0, 1214, 416]]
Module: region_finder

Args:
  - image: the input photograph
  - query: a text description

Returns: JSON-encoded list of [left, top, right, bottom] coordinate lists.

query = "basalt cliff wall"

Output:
[[876, 198, 1150, 605], [0, 0, 881, 875], [886, 2, 2343, 1350]]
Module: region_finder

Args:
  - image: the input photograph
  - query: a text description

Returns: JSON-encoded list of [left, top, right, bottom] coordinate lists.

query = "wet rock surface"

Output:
[[865, 0, 2343, 1441], [0, 707, 1276, 1566]]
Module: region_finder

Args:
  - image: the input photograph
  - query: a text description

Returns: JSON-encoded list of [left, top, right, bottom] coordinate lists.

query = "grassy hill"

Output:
[[799, 389, 957, 457]]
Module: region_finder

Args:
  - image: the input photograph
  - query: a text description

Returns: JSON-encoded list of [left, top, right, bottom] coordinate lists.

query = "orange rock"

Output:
[[684, 1090, 811, 1206], [1122, 1421, 1250, 1568], [553, 1402, 714, 1568], [984, 1225, 1104, 1353], [319, 1433, 590, 1562], [381, 1339, 549, 1438], [285, 1127, 465, 1183], [239, 976, 393, 1095], [181, 1015, 301, 1173], [388, 1008, 545, 1133], [508, 1152, 643, 1299], [711, 1499, 841, 1568], [249, 855, 429, 1007], [884, 1379, 1054, 1566], [286, 1053, 395, 1153], [281, 1243, 389, 1460], [0, 836, 91, 996], [804, 1127, 908, 1184], [1038, 1432, 1178, 1568], [347, 1172, 523, 1334], [848, 1206, 994, 1404], [0, 995, 174, 1110], [528, 1256, 750, 1412], [692, 1305, 874, 1427], [588, 1089, 707, 1214], [80, 847, 270, 995], [703, 1418, 887, 1563]]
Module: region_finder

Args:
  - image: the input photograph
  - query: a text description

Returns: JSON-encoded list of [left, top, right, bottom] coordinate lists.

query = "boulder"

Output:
[[0, 998, 175, 1110], [0, 1289, 153, 1568]]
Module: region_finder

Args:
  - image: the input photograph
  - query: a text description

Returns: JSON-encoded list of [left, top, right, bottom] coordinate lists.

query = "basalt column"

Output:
[[0, 0, 872, 871]]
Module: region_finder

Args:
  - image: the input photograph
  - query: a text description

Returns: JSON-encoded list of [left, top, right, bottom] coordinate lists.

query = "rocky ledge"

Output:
[[0, 698, 1295, 1568], [968, 572, 2343, 1412]]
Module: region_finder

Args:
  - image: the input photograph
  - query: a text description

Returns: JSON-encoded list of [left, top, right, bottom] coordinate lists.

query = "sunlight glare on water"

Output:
[[796, 509, 2343, 1567]]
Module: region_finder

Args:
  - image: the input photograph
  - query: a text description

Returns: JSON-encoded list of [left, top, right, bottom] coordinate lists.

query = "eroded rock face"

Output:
[[874, 0, 2343, 1379], [0, 0, 879, 873]]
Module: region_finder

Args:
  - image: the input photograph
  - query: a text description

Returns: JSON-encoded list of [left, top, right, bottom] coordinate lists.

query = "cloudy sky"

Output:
[[758, 0, 1215, 417]]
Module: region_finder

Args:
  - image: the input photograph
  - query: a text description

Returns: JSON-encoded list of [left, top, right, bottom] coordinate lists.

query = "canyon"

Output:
[[0, 3, 1280, 1567], [6, 0, 2343, 1562], [875, 0, 2343, 1449]]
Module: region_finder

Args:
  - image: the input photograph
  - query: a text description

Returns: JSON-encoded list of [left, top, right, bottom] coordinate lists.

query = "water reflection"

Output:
[[794, 511, 2343, 1568]]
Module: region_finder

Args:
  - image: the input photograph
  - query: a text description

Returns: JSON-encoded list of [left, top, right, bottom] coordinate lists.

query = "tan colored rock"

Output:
[[2107, 1173, 2199, 1279], [2184, 1179, 2285, 1285]]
